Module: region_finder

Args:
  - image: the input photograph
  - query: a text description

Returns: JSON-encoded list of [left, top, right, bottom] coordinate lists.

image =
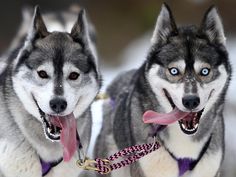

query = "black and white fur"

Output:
[[0, 6, 101, 177], [95, 4, 231, 177]]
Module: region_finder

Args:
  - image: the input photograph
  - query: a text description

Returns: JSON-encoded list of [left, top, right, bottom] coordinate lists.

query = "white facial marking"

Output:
[[196, 64, 227, 114], [13, 60, 99, 121], [12, 62, 55, 120], [168, 60, 186, 73], [193, 60, 210, 74], [147, 64, 186, 112], [147, 64, 172, 113], [62, 63, 98, 118]]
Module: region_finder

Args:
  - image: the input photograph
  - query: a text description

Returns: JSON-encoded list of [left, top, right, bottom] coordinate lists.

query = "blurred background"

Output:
[[0, 0, 236, 65], [0, 0, 235, 176]]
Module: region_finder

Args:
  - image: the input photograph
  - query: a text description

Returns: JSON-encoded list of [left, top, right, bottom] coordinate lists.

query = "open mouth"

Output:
[[143, 89, 204, 135], [163, 89, 204, 135], [33, 96, 78, 161], [38, 109, 62, 141], [178, 110, 203, 134]]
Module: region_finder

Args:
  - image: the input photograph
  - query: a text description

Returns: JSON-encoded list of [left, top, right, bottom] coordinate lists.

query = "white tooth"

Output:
[[182, 124, 188, 130]]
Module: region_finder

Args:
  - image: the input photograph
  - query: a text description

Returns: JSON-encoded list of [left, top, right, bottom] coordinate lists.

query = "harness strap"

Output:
[[168, 135, 212, 176], [41, 158, 63, 176]]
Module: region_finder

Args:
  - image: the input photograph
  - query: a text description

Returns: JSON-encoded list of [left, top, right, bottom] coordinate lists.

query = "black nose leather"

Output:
[[50, 98, 67, 113], [182, 96, 200, 110]]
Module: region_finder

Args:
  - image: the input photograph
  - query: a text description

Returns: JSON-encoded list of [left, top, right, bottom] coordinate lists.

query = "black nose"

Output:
[[182, 95, 200, 110], [50, 98, 67, 113]]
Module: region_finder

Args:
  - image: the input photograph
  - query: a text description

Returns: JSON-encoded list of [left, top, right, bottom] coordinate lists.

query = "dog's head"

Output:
[[12, 6, 101, 145], [145, 4, 231, 135]]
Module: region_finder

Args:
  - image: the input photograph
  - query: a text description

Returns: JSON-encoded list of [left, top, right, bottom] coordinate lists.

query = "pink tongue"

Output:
[[143, 107, 190, 125], [50, 113, 77, 162]]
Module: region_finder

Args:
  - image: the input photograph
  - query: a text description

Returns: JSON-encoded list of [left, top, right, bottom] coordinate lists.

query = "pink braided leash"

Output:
[[95, 140, 161, 174]]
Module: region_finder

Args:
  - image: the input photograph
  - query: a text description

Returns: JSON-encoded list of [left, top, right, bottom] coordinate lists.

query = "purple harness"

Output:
[[40, 158, 62, 176], [150, 125, 202, 176], [177, 158, 196, 176], [168, 135, 212, 176]]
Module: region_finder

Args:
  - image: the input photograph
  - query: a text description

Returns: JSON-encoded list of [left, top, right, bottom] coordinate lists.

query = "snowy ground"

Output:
[[89, 33, 236, 175]]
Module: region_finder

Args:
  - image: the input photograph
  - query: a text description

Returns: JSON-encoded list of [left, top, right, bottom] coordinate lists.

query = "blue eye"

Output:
[[169, 67, 179, 76], [201, 68, 210, 76]]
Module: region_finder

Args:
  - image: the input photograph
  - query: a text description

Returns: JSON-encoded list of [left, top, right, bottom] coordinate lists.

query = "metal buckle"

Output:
[[77, 158, 99, 171], [150, 136, 157, 150], [95, 93, 109, 100], [76, 158, 111, 174], [138, 136, 157, 154]]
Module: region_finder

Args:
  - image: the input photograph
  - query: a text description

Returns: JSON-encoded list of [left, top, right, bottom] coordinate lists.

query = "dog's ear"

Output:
[[70, 9, 90, 46], [13, 6, 49, 70], [200, 6, 226, 46], [28, 6, 49, 40], [151, 3, 178, 46]]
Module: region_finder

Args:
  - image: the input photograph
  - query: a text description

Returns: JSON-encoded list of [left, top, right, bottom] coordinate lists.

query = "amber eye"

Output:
[[37, 70, 49, 79], [68, 72, 80, 80]]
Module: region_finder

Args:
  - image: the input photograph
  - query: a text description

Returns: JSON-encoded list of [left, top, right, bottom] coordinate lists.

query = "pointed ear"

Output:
[[151, 3, 178, 45], [70, 9, 90, 45], [28, 6, 49, 40], [200, 6, 226, 45]]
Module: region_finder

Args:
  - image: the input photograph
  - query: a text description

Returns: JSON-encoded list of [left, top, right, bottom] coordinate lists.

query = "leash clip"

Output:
[[77, 158, 98, 171], [95, 93, 109, 101], [77, 158, 111, 174]]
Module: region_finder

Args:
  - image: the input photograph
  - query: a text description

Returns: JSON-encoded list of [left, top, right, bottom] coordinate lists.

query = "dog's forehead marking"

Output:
[[194, 60, 211, 71], [37, 62, 54, 73], [63, 63, 80, 75], [168, 60, 186, 70], [35, 32, 82, 51]]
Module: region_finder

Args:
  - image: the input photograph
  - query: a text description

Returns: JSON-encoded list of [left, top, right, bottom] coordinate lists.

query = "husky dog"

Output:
[[0, 6, 101, 177], [95, 4, 231, 177]]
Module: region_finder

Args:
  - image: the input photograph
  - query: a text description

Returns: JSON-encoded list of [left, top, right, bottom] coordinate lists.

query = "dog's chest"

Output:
[[46, 157, 82, 177], [138, 147, 221, 177], [138, 123, 215, 177], [161, 123, 208, 159], [139, 147, 179, 177]]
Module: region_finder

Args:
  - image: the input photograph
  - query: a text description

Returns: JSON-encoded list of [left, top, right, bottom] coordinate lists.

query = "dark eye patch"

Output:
[[24, 48, 52, 70], [68, 50, 96, 74]]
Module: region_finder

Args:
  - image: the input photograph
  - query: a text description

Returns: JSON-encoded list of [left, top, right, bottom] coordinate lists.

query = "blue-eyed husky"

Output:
[[95, 4, 231, 177]]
